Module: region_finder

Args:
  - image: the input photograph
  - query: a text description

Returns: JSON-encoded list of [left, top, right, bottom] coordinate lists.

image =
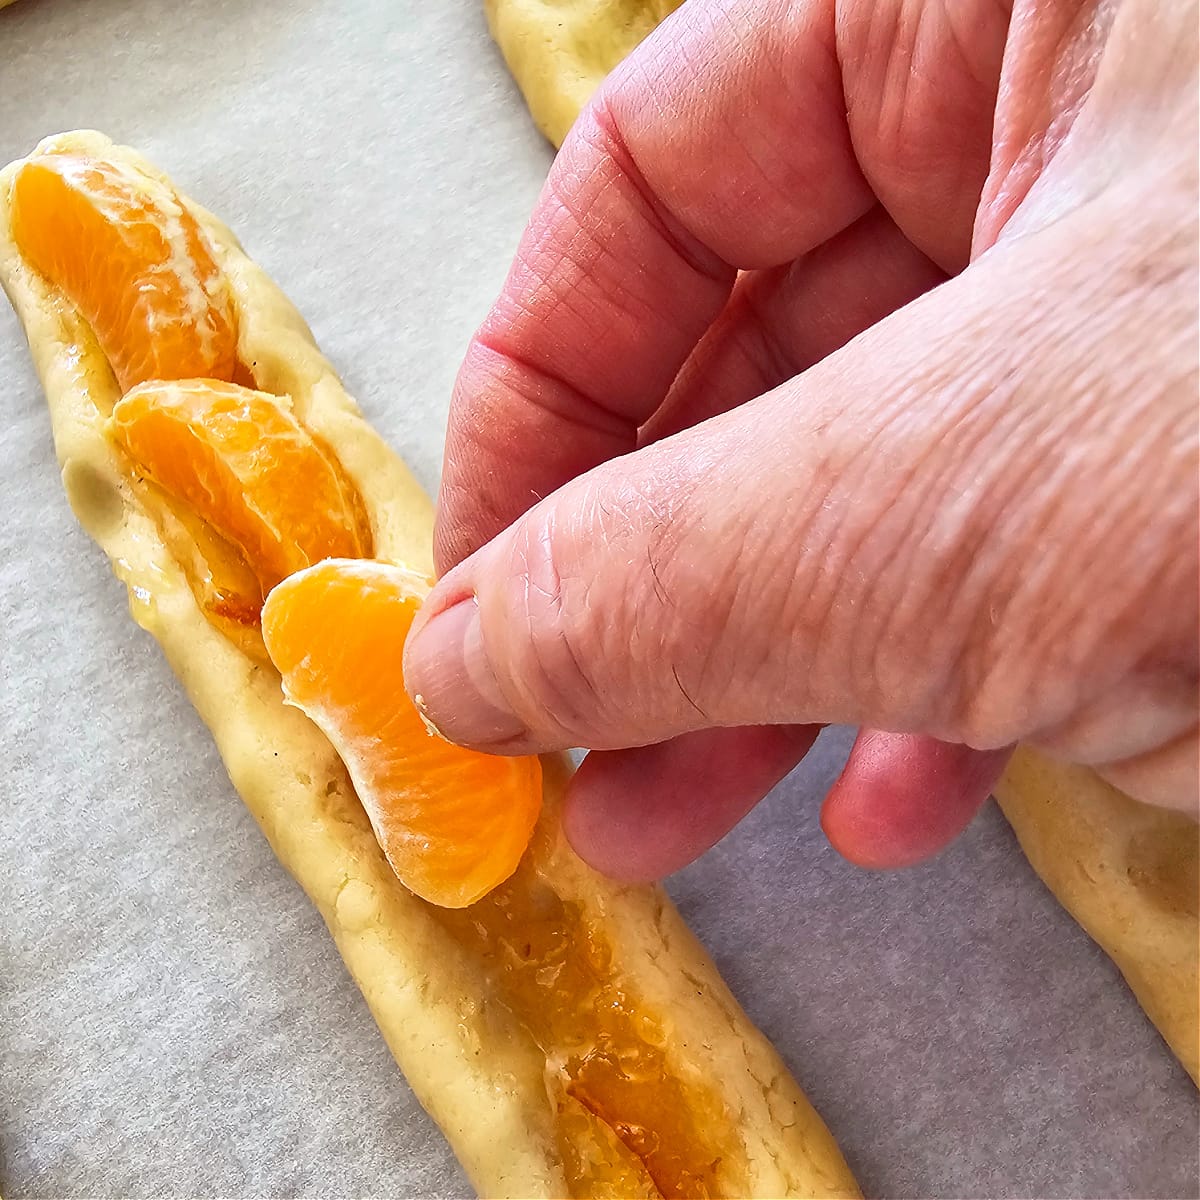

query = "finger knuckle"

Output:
[[499, 497, 631, 744]]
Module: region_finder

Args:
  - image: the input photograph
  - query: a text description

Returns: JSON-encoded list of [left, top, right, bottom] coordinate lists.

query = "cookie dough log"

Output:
[[995, 749, 1199, 1084], [485, 0, 684, 145], [0, 131, 858, 1199]]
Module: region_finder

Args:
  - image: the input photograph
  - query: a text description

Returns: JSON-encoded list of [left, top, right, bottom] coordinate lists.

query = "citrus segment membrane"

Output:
[[11, 152, 239, 391]]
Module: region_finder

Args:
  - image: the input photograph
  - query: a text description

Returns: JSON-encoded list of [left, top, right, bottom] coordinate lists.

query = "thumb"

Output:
[[404, 212, 1196, 786]]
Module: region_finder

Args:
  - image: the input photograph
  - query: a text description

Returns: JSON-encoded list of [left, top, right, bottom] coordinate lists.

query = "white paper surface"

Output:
[[0, 1, 1196, 1197]]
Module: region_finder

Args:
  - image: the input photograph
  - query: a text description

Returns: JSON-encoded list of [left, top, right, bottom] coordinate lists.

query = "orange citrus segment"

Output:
[[108, 379, 373, 595], [11, 152, 239, 391], [261, 559, 543, 908]]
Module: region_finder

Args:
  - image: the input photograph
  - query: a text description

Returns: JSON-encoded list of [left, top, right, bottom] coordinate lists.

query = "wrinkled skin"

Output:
[[404, 0, 1199, 880]]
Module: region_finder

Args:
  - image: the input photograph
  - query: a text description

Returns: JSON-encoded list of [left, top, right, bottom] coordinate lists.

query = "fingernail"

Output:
[[404, 596, 528, 747]]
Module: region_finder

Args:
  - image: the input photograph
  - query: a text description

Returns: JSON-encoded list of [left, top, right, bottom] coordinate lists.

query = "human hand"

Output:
[[404, 0, 1198, 880]]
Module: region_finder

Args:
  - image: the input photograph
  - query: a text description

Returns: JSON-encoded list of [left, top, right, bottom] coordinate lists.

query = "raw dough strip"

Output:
[[995, 750, 1198, 1085], [0, 130, 859, 1198], [485, 0, 685, 146]]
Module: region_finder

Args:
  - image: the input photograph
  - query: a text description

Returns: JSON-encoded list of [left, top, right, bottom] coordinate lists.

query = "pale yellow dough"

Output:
[[995, 749, 1199, 1084], [0, 131, 858, 1199], [485, 0, 684, 145]]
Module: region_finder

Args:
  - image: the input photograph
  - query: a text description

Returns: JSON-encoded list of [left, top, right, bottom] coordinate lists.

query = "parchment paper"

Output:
[[0, 1, 1196, 1196]]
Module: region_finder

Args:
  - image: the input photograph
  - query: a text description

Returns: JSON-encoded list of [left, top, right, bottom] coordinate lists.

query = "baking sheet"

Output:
[[0, 0, 1196, 1196]]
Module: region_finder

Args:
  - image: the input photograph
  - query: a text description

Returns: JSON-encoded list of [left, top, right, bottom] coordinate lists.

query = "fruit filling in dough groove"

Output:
[[489, 0, 1200, 1091], [0, 130, 859, 1199]]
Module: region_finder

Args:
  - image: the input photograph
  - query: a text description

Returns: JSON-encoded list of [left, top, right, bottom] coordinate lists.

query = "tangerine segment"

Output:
[[261, 560, 543, 908], [11, 152, 238, 391], [109, 380, 373, 594]]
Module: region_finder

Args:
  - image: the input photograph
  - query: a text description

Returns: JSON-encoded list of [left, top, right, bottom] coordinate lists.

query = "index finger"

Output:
[[435, 0, 874, 570]]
